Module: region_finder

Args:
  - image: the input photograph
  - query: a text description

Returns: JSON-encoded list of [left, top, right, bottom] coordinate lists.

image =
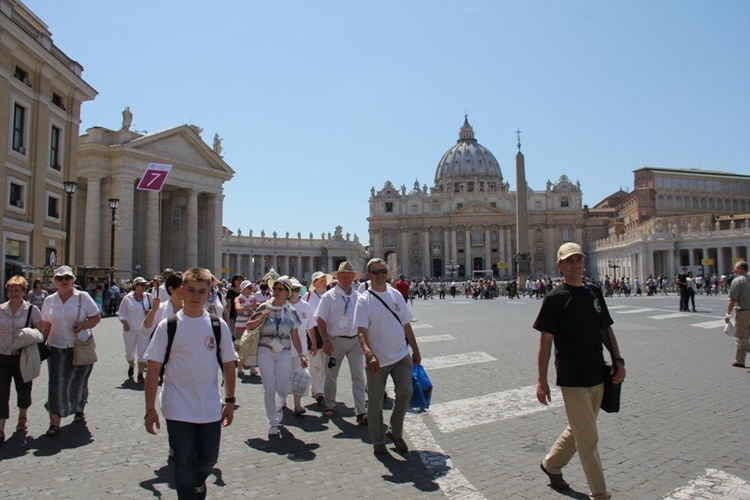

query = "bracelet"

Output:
[[144, 408, 156, 420], [224, 397, 236, 404], [614, 357, 625, 365]]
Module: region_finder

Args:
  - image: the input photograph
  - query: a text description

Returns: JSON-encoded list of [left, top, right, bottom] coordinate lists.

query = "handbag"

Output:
[[239, 312, 265, 367], [600, 363, 621, 413], [72, 293, 97, 366], [73, 334, 98, 366], [409, 364, 433, 410]]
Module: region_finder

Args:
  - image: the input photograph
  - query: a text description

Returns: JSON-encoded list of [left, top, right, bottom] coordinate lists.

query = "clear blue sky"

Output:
[[25, 1, 750, 246]]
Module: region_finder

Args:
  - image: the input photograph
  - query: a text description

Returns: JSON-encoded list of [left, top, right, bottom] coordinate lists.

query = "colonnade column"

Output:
[[83, 175, 102, 266], [111, 175, 134, 275], [401, 229, 409, 277], [443, 228, 450, 277], [185, 190, 198, 267], [464, 227, 471, 276], [484, 225, 491, 273], [423, 229, 430, 277], [451, 227, 457, 265]]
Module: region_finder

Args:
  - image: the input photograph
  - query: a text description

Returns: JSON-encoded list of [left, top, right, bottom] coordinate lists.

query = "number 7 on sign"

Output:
[[136, 163, 172, 192]]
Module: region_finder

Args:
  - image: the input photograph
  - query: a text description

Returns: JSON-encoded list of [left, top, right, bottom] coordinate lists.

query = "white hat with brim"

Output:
[[332, 261, 361, 281], [310, 271, 333, 287], [240, 280, 253, 291], [53, 265, 76, 280]]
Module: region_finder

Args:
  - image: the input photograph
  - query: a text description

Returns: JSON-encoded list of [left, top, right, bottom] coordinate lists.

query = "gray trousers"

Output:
[[366, 354, 413, 446], [324, 336, 366, 414]]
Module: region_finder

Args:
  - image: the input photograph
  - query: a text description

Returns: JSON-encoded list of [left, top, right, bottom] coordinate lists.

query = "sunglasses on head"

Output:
[[55, 275, 74, 281], [370, 269, 388, 276]]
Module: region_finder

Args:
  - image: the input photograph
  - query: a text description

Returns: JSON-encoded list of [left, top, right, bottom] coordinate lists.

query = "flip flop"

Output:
[[323, 407, 334, 417], [294, 406, 307, 415], [16, 417, 27, 432]]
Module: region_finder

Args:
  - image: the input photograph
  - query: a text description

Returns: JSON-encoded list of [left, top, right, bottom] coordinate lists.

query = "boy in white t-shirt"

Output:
[[144, 267, 237, 499]]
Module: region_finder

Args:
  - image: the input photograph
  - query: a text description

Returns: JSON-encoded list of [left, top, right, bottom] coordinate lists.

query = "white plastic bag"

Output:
[[724, 320, 735, 337], [290, 366, 311, 396]]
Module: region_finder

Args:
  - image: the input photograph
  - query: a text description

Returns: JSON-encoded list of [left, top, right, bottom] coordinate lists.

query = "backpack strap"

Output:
[[209, 313, 223, 372]]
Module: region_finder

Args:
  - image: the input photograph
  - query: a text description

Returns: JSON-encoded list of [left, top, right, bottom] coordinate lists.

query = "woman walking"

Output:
[[0, 276, 43, 442], [41, 266, 101, 437]]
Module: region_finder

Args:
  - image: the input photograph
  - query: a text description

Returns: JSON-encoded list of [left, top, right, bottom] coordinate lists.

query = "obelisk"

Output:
[[515, 130, 531, 276]]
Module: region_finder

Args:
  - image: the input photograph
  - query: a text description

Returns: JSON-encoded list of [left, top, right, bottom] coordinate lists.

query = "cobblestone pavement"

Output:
[[0, 291, 747, 499]]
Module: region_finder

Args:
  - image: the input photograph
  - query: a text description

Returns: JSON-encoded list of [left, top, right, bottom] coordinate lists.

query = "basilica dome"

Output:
[[434, 115, 504, 185]]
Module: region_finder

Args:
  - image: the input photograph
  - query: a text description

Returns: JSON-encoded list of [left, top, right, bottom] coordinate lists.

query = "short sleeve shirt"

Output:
[[533, 283, 612, 387], [354, 287, 412, 367], [729, 274, 750, 310], [41, 290, 100, 348], [0, 301, 42, 355]]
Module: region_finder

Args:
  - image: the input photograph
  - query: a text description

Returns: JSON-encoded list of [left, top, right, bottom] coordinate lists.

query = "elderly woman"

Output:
[[41, 266, 101, 437], [118, 277, 153, 383], [0, 276, 43, 442], [246, 277, 307, 436]]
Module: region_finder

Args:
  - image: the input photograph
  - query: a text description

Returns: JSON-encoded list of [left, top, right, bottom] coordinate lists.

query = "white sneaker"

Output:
[[268, 426, 279, 436]]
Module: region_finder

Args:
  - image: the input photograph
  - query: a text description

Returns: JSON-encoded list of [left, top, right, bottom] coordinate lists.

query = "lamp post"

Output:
[[63, 181, 77, 264], [446, 260, 459, 280], [108, 198, 119, 283]]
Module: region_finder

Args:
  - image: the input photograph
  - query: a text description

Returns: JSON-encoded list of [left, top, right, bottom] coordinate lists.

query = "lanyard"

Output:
[[343, 295, 351, 315]]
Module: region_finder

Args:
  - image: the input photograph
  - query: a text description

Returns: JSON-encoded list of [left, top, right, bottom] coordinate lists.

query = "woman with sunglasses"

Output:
[[118, 277, 153, 383], [245, 276, 307, 436], [0, 275, 43, 442], [40, 266, 101, 437]]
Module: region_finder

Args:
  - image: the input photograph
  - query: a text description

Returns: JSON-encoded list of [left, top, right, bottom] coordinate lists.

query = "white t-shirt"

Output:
[[144, 310, 237, 423], [314, 285, 358, 337], [353, 287, 412, 368], [289, 299, 315, 355]]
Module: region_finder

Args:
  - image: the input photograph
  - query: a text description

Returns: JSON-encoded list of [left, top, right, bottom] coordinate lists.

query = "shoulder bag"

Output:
[[73, 293, 98, 366], [239, 309, 265, 367]]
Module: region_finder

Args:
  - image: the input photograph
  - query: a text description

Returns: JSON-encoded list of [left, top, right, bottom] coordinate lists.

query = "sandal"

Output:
[[294, 406, 307, 416], [323, 407, 334, 417], [314, 393, 325, 404], [45, 425, 60, 437], [16, 417, 27, 432], [356, 413, 368, 425], [73, 412, 86, 423]]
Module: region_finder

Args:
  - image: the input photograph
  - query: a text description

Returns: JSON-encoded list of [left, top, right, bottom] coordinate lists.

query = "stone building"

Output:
[[77, 116, 234, 280], [221, 225, 367, 283], [368, 116, 584, 279], [0, 0, 96, 288], [589, 167, 750, 280]]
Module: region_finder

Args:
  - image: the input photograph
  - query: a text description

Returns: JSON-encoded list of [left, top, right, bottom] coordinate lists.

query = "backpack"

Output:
[[160, 314, 223, 381]]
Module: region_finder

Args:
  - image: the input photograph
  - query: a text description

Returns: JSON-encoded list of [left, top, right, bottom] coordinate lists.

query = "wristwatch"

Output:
[[224, 397, 236, 404], [614, 357, 625, 365]]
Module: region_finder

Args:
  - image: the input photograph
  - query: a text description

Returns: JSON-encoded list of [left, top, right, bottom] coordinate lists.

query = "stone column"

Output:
[[296, 255, 302, 278], [207, 193, 223, 275], [401, 229, 409, 277], [484, 225, 491, 273], [464, 227, 471, 276], [423, 229, 431, 277], [111, 175, 134, 275], [144, 190, 159, 278], [185, 190, 198, 267], [284, 255, 290, 276], [451, 227, 458, 264], [83, 175, 102, 266]]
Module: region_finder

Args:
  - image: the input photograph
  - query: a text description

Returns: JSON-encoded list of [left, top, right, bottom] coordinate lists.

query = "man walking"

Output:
[[314, 262, 367, 424], [144, 267, 237, 499], [725, 261, 750, 368], [534, 243, 626, 499], [354, 258, 421, 454]]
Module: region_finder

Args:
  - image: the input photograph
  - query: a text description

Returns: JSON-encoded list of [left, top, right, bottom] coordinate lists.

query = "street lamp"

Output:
[[108, 198, 119, 283], [446, 259, 459, 279], [63, 181, 77, 264]]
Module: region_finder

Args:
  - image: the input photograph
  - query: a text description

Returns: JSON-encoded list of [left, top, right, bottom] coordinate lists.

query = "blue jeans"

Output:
[[166, 419, 221, 499]]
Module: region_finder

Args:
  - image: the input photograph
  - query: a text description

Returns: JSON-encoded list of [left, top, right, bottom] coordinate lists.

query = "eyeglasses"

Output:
[[55, 276, 74, 282], [135, 284, 148, 287], [370, 269, 388, 276], [272, 287, 287, 292]]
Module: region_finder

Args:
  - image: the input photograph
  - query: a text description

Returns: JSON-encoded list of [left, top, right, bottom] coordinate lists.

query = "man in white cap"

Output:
[[534, 242, 626, 499], [314, 262, 367, 423], [304, 271, 332, 403]]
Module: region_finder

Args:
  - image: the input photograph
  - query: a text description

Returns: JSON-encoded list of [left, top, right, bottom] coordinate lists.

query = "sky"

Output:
[[23, 0, 750, 246]]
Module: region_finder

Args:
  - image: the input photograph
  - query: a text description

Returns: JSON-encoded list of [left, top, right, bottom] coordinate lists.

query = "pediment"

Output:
[[126, 126, 234, 178], [453, 201, 503, 215]]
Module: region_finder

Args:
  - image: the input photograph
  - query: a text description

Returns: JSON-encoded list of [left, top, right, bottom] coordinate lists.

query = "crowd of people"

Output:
[[1, 251, 747, 499]]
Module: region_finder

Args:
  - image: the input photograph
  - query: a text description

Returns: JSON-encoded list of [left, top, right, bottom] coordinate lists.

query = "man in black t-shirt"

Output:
[[534, 242, 626, 499]]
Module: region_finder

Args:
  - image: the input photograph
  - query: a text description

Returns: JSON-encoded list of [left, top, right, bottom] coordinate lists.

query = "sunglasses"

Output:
[[292, 287, 301, 292], [55, 275, 74, 281], [370, 269, 388, 276], [272, 287, 287, 292], [135, 283, 148, 287]]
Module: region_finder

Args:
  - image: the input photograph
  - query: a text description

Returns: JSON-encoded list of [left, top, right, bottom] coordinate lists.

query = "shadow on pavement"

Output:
[[377, 448, 441, 493], [0, 422, 95, 460], [245, 426, 320, 461]]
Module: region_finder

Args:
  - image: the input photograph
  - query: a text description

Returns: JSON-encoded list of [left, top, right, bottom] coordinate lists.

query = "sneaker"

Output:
[[386, 430, 409, 452], [540, 463, 570, 491], [268, 426, 279, 436]]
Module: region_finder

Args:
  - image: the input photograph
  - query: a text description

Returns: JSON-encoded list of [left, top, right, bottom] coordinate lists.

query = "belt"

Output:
[[332, 335, 358, 339]]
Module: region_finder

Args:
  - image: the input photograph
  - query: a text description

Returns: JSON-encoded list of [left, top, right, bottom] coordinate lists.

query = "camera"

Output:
[[327, 356, 337, 368]]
